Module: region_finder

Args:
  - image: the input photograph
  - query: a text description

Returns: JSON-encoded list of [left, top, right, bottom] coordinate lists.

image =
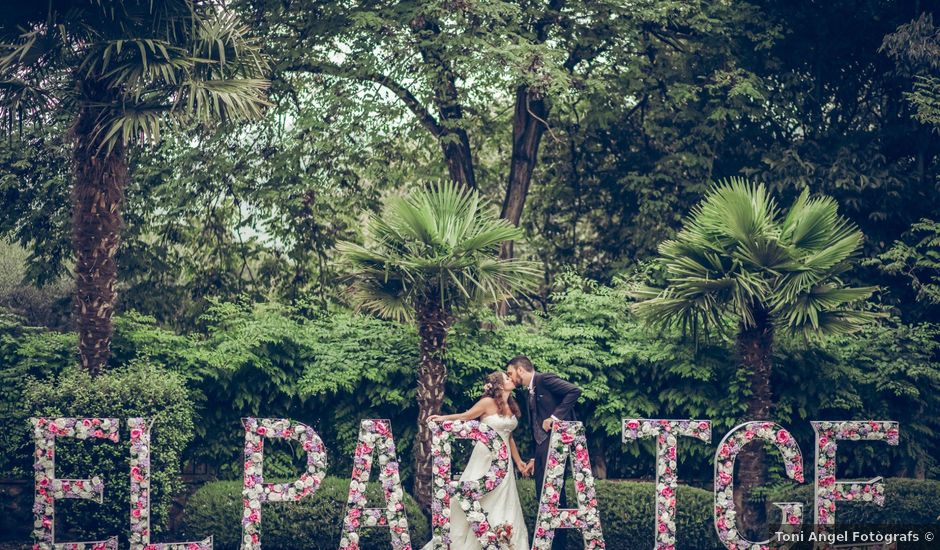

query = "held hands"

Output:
[[516, 459, 535, 478]]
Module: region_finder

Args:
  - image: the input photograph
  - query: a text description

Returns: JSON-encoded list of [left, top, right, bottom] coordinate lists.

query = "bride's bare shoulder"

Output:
[[475, 396, 499, 414]]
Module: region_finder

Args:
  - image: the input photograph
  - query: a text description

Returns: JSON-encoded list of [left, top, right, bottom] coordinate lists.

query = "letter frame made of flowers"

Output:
[[713, 421, 804, 550], [810, 420, 899, 532], [622, 419, 712, 550], [339, 419, 412, 550], [428, 419, 510, 550], [128, 417, 212, 550], [31, 417, 120, 550], [241, 417, 328, 550], [532, 421, 605, 550]]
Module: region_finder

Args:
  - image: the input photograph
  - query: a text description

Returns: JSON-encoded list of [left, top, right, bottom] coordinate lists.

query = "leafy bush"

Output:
[[178, 478, 430, 550], [14, 363, 195, 545], [0, 314, 75, 478]]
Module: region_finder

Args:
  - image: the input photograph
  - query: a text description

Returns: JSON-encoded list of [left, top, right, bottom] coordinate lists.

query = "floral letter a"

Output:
[[339, 419, 412, 550], [533, 421, 605, 550]]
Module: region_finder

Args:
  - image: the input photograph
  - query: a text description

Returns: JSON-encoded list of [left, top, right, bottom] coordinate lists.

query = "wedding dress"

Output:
[[424, 414, 530, 550]]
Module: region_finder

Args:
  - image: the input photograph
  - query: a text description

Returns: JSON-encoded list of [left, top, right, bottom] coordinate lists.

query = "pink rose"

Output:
[[776, 429, 790, 444], [718, 472, 732, 486], [626, 420, 640, 430]]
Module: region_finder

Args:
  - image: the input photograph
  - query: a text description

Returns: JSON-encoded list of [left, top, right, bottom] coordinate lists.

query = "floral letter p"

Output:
[[241, 418, 327, 550]]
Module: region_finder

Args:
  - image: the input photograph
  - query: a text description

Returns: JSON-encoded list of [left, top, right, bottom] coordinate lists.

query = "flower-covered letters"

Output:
[[340, 419, 411, 550], [128, 418, 213, 550], [811, 421, 899, 530], [241, 418, 327, 550], [713, 422, 805, 550], [622, 419, 711, 550], [31, 417, 120, 550], [428, 419, 509, 550], [533, 421, 605, 550]]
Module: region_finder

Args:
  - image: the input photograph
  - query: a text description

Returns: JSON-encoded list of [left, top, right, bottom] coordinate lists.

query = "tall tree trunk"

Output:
[[409, 13, 476, 190], [499, 84, 548, 261], [735, 308, 774, 540], [413, 302, 450, 510], [439, 124, 476, 190], [71, 107, 127, 375]]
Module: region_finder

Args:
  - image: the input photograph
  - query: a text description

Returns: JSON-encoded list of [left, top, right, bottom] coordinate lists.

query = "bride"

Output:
[[425, 371, 531, 550]]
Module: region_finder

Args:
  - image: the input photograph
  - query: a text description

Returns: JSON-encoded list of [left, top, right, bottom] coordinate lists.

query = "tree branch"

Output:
[[285, 60, 444, 138]]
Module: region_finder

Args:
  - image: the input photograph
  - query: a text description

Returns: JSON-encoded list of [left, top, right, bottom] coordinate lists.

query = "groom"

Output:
[[506, 355, 581, 546]]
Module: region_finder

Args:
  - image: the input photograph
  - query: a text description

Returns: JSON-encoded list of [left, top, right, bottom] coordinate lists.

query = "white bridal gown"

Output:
[[427, 414, 530, 550]]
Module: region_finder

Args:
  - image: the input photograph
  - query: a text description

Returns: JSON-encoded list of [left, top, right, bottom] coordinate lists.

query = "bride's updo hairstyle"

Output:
[[481, 371, 522, 418]]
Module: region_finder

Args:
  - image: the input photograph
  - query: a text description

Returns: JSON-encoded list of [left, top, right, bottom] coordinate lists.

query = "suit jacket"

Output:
[[527, 372, 581, 445]]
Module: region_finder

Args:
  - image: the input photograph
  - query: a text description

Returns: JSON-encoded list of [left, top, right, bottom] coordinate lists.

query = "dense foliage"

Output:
[[2, 275, 937, 485], [3, 362, 194, 544]]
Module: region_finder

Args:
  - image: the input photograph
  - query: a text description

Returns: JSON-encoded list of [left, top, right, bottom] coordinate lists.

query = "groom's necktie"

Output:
[[529, 379, 547, 444]]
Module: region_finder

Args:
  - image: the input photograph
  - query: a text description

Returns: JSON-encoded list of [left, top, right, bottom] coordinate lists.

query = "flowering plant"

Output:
[[811, 420, 899, 527], [713, 422, 804, 550], [494, 522, 513, 550], [128, 418, 213, 550], [31, 417, 120, 550], [428, 419, 509, 550], [622, 419, 711, 550], [533, 421, 605, 550], [339, 419, 412, 550], [241, 418, 327, 550]]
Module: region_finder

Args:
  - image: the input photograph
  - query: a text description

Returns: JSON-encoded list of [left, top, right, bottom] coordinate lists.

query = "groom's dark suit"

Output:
[[527, 371, 581, 544]]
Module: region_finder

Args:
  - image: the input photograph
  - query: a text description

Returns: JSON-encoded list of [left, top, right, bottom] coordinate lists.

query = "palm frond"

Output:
[[0, 0, 270, 152], [337, 184, 539, 321], [635, 178, 876, 341]]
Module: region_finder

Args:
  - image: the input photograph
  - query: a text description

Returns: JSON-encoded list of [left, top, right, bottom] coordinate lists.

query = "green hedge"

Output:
[[178, 478, 431, 550], [12, 362, 195, 545], [769, 477, 940, 524], [179, 478, 716, 550], [516, 479, 718, 550]]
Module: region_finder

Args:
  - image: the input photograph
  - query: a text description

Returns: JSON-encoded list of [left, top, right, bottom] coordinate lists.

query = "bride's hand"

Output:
[[427, 415, 443, 423]]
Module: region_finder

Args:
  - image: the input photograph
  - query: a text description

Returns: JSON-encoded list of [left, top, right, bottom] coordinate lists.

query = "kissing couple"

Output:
[[424, 355, 582, 550]]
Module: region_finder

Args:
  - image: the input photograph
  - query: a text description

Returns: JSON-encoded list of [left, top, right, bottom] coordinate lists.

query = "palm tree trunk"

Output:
[[71, 107, 127, 375], [413, 302, 450, 510], [736, 308, 773, 540]]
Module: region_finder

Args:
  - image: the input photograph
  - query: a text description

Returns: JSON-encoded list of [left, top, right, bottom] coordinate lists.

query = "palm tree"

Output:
[[337, 181, 539, 508], [632, 178, 879, 537], [0, 1, 269, 374]]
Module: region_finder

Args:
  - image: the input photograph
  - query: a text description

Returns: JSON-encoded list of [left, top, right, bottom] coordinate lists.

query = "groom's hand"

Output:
[[542, 417, 554, 432]]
